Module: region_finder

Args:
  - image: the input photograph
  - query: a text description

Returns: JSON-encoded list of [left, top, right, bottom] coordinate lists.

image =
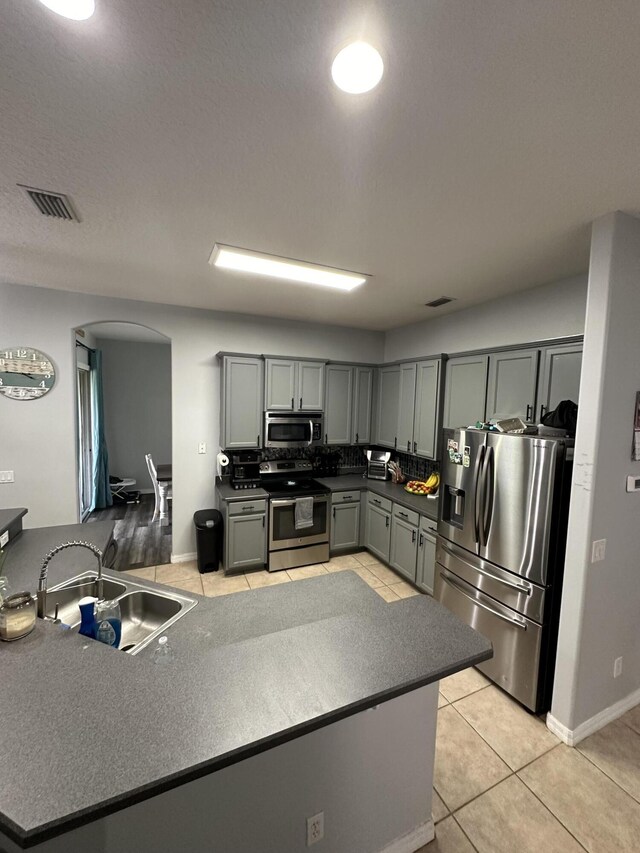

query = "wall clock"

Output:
[[0, 347, 56, 400]]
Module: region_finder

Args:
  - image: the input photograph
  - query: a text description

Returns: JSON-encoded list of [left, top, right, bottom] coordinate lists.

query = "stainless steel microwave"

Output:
[[263, 412, 324, 449]]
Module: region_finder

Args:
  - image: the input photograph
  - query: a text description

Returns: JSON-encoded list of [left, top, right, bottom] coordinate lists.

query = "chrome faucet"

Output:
[[37, 540, 104, 619]]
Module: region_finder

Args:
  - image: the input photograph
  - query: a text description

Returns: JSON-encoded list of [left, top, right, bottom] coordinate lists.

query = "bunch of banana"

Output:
[[404, 472, 440, 495]]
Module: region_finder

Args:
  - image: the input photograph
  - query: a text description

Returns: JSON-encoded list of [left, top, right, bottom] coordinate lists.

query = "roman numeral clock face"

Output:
[[0, 348, 56, 400]]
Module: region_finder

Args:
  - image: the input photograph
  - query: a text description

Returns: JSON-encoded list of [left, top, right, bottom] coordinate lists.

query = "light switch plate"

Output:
[[0, 471, 14, 484], [626, 475, 640, 492], [0, 531, 8, 548], [591, 539, 606, 563]]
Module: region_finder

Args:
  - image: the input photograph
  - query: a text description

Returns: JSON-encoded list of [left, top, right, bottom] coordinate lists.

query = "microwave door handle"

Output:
[[308, 420, 314, 446]]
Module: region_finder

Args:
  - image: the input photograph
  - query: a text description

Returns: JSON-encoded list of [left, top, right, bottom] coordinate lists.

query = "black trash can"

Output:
[[193, 509, 223, 573]]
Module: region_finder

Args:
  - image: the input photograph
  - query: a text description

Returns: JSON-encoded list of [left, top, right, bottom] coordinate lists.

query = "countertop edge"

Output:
[[4, 646, 491, 849]]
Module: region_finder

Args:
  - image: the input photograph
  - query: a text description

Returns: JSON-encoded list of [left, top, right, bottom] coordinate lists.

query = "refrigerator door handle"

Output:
[[482, 446, 496, 545], [473, 445, 486, 546], [439, 569, 528, 630], [439, 542, 532, 595]]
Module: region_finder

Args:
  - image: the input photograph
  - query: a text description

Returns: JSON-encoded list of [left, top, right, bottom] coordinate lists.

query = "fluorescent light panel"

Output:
[[209, 244, 367, 292]]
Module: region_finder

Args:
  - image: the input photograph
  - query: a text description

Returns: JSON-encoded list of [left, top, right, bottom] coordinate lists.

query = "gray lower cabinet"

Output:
[[537, 343, 582, 420], [331, 499, 360, 551], [325, 364, 354, 444], [352, 366, 373, 445], [364, 499, 391, 562], [224, 502, 267, 571], [486, 348, 539, 422], [443, 354, 490, 428], [219, 355, 264, 449], [416, 520, 437, 595], [389, 515, 418, 583]]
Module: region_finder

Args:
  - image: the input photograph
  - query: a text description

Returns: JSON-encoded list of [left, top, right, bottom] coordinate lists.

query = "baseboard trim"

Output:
[[547, 686, 640, 746], [171, 552, 197, 564], [378, 819, 434, 853]]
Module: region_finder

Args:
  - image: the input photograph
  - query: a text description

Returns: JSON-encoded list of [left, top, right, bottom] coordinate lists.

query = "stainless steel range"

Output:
[[260, 459, 330, 572]]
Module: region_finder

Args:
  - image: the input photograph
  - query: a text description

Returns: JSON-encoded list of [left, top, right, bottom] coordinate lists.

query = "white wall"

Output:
[[551, 212, 640, 737], [0, 282, 383, 556], [383, 275, 587, 361], [98, 338, 172, 491]]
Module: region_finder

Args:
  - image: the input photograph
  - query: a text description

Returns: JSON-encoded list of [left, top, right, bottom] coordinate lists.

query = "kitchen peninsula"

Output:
[[0, 509, 490, 853]]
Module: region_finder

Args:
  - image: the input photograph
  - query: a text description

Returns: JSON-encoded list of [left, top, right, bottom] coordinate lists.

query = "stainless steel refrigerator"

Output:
[[436, 428, 573, 713]]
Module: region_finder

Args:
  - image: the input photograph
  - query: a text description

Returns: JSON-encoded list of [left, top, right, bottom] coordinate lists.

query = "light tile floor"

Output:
[[124, 553, 640, 853]]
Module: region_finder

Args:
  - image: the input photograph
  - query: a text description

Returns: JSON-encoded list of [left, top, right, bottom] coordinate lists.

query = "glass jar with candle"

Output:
[[0, 592, 37, 641]]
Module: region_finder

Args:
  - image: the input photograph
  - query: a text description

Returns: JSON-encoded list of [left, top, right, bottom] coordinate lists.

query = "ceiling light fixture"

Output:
[[331, 41, 384, 94], [38, 0, 95, 20], [209, 245, 368, 292]]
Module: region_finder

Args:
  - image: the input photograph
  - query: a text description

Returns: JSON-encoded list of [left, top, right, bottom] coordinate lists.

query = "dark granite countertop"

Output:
[[0, 521, 489, 848], [216, 475, 439, 521], [316, 475, 440, 523], [0, 507, 28, 538]]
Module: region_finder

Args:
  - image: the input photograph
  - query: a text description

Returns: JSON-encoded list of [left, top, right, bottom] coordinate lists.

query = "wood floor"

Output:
[[86, 494, 171, 570]]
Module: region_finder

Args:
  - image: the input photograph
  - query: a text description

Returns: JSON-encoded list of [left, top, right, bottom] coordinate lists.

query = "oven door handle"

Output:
[[439, 569, 528, 630], [270, 496, 328, 508]]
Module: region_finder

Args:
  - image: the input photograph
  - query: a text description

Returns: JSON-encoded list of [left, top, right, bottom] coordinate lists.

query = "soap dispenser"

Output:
[[78, 596, 98, 638]]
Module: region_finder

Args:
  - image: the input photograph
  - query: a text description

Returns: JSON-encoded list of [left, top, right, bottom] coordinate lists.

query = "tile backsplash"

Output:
[[261, 445, 439, 479]]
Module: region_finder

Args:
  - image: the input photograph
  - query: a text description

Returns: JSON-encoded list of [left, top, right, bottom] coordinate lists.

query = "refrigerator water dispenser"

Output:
[[443, 485, 465, 528]]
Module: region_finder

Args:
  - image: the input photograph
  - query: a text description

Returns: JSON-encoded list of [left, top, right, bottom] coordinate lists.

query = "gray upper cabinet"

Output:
[[265, 359, 297, 410], [298, 361, 325, 411], [537, 343, 583, 421], [352, 366, 373, 445], [375, 365, 402, 448], [486, 349, 540, 422], [412, 360, 441, 459], [397, 362, 418, 453], [325, 364, 353, 444], [220, 356, 264, 449], [443, 354, 490, 428], [265, 358, 325, 411]]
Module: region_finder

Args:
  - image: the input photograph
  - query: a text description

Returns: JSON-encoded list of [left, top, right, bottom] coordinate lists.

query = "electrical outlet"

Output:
[[198, 442, 207, 454], [614, 656, 623, 678], [0, 471, 14, 484], [0, 531, 8, 548], [306, 812, 324, 847], [591, 539, 606, 563]]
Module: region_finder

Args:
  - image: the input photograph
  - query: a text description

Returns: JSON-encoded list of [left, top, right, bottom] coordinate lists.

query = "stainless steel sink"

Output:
[[47, 571, 197, 654]]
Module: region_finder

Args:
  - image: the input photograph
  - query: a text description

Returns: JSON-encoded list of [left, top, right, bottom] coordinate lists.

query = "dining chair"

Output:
[[145, 453, 172, 522]]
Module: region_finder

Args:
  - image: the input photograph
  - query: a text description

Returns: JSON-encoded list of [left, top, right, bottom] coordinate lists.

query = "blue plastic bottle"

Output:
[[78, 596, 98, 638]]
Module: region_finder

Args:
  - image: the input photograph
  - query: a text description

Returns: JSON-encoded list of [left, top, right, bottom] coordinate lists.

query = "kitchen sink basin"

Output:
[[47, 571, 197, 654], [117, 590, 182, 652], [45, 577, 127, 627]]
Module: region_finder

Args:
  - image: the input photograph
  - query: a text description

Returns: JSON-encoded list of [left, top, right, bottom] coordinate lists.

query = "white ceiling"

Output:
[[2, 1, 640, 331]]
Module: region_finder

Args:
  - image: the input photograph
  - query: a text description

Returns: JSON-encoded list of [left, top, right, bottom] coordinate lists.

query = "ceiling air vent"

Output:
[[18, 185, 79, 222], [425, 296, 455, 308]]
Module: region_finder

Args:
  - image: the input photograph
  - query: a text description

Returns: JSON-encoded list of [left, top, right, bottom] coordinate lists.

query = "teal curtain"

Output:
[[89, 349, 112, 510]]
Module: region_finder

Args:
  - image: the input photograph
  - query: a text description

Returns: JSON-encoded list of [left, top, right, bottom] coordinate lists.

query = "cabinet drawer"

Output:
[[228, 499, 266, 516], [367, 493, 392, 513], [331, 490, 360, 504], [420, 516, 438, 536], [393, 504, 419, 527]]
